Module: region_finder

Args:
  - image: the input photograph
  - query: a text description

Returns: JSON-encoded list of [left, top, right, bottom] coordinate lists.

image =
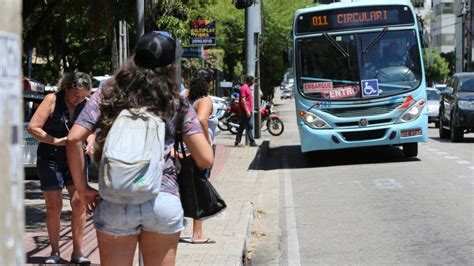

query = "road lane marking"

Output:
[[456, 160, 471, 165], [469, 166, 474, 170], [426, 148, 438, 152], [282, 156, 301, 266], [444, 155, 459, 160], [436, 152, 449, 155], [373, 179, 403, 189]]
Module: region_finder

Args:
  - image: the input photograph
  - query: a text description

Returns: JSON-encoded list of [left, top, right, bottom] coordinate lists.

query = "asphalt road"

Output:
[[250, 95, 474, 265]]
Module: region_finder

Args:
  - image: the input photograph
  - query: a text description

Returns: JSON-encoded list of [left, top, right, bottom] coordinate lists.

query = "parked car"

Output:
[[439, 72, 474, 142], [92, 75, 111, 93], [281, 89, 293, 100], [23, 91, 44, 177], [426, 87, 440, 127]]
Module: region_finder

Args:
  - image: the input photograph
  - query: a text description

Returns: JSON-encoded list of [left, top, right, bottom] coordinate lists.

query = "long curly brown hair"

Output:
[[94, 57, 188, 164]]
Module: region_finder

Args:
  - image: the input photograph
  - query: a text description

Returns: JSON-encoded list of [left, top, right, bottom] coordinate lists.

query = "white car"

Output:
[[92, 75, 111, 92], [210, 96, 228, 120], [426, 87, 440, 127], [281, 89, 293, 99], [23, 92, 44, 176]]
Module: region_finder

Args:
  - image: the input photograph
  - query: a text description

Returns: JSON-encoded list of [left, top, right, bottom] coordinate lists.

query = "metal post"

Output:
[[137, 2, 145, 264], [137, 0, 145, 39], [0, 0, 24, 264], [119, 20, 123, 66], [245, 0, 262, 142], [468, 0, 473, 71]]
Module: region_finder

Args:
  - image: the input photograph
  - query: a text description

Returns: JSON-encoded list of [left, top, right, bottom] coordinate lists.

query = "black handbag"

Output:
[[174, 137, 226, 220]]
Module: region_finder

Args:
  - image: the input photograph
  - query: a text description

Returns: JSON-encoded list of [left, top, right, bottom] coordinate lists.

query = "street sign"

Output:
[[190, 19, 216, 46], [182, 46, 204, 59], [220, 81, 233, 88]]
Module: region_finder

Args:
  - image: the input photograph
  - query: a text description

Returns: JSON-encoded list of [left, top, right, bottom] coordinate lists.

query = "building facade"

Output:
[[431, 0, 457, 53]]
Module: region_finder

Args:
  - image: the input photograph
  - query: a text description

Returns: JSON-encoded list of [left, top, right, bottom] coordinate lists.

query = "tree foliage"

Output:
[[21, 0, 314, 97], [423, 48, 450, 85], [260, 0, 313, 97]]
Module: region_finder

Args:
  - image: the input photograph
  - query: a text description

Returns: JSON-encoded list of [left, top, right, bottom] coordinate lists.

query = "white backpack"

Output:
[[98, 108, 165, 204]]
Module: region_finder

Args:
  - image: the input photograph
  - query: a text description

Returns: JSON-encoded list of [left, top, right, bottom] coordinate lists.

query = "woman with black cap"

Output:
[[66, 31, 213, 265]]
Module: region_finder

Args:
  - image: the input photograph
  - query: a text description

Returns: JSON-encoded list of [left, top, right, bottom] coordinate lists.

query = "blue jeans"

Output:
[[235, 113, 255, 144]]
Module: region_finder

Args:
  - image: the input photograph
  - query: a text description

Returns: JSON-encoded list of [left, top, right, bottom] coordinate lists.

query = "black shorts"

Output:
[[36, 148, 73, 191], [37, 158, 74, 191]]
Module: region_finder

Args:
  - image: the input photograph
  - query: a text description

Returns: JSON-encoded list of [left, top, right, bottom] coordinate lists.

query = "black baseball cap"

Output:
[[134, 31, 183, 69]]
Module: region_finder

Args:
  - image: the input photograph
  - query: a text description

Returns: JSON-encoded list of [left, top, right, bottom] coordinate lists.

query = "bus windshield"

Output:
[[296, 29, 422, 100]]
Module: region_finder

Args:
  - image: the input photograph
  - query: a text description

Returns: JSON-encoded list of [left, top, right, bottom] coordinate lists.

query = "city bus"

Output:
[[290, 0, 427, 157]]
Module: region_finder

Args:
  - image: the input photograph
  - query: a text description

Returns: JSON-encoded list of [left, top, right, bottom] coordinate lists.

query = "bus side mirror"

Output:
[[283, 48, 292, 68]]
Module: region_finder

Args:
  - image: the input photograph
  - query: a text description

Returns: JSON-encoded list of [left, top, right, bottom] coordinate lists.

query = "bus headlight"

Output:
[[299, 110, 332, 129], [397, 100, 425, 123], [458, 100, 474, 110]]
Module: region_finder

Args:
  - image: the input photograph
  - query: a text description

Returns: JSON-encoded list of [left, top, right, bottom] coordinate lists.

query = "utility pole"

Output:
[[460, 0, 472, 72], [245, 0, 262, 140], [0, 0, 24, 265], [137, 0, 145, 39]]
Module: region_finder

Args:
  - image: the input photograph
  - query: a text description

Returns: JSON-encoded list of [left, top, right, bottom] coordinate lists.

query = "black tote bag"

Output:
[[174, 139, 226, 220]]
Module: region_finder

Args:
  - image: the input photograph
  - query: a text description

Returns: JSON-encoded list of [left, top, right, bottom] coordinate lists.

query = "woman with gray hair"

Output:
[[28, 71, 94, 264]]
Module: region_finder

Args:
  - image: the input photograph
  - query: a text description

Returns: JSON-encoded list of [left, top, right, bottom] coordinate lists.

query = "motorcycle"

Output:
[[260, 103, 284, 136], [225, 102, 284, 136], [218, 98, 241, 132]]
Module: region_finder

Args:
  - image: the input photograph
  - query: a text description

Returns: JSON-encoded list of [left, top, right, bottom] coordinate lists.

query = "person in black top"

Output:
[[28, 72, 94, 264]]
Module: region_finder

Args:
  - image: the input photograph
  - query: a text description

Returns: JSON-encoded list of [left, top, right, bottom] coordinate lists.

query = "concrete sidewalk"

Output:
[[24, 131, 262, 265]]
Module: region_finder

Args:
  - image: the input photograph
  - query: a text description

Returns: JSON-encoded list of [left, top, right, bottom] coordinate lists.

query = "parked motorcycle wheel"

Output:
[[267, 117, 284, 136], [228, 116, 240, 135], [218, 119, 229, 131]]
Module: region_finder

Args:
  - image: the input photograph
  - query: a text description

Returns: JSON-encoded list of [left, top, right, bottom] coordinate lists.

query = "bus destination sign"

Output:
[[296, 5, 414, 34]]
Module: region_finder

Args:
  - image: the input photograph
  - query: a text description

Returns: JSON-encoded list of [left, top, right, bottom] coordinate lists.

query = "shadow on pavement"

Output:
[[429, 135, 474, 143], [24, 181, 73, 232], [250, 140, 420, 171]]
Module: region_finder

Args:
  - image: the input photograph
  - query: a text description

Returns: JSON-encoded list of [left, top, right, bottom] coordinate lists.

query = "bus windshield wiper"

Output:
[[323, 33, 349, 58], [363, 27, 388, 55]]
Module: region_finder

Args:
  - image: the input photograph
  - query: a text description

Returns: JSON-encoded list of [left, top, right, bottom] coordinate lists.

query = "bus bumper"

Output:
[[298, 116, 428, 153]]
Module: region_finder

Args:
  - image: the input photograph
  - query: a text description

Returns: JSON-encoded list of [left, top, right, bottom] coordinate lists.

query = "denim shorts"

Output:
[[94, 192, 186, 236]]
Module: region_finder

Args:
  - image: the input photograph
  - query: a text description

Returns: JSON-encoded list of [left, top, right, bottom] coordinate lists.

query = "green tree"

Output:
[[260, 0, 313, 98], [423, 48, 450, 85]]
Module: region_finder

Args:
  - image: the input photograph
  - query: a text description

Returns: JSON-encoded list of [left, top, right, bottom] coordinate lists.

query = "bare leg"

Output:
[[66, 186, 86, 257], [139, 230, 180, 265], [96, 231, 138, 266], [43, 190, 63, 256], [192, 219, 208, 242]]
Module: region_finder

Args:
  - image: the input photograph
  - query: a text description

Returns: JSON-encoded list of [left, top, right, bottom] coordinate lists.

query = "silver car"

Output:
[[426, 88, 440, 127]]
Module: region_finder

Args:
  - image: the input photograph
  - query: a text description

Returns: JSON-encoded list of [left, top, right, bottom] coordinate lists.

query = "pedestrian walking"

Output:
[[235, 75, 258, 147], [27, 72, 93, 264], [66, 31, 214, 265], [187, 69, 218, 244]]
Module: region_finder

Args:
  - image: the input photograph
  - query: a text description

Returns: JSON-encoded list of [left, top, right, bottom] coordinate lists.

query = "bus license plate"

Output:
[[401, 128, 422, 137]]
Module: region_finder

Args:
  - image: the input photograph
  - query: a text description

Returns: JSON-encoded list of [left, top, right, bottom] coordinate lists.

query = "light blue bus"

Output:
[[290, 0, 427, 157]]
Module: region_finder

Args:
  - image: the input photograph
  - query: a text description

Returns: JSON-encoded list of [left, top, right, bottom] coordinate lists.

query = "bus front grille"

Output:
[[341, 129, 387, 141], [335, 118, 392, 127], [323, 103, 401, 118]]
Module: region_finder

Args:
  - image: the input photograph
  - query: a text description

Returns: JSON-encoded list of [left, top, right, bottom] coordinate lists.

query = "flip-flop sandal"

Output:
[[190, 238, 216, 244], [45, 255, 61, 264]]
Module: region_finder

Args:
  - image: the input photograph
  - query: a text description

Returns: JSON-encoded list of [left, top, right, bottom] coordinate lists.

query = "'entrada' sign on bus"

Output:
[[296, 5, 414, 34]]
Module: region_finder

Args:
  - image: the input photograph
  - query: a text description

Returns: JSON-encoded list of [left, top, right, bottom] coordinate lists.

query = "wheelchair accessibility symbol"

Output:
[[361, 79, 379, 97]]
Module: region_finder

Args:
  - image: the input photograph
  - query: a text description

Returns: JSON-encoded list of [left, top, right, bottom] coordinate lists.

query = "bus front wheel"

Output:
[[403, 143, 418, 157]]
